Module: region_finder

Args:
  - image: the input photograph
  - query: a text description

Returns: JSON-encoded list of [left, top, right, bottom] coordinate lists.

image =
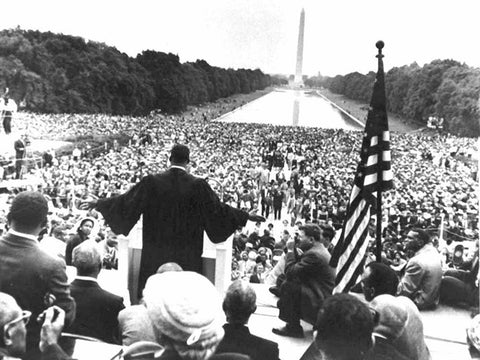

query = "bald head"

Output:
[[72, 242, 102, 277], [156, 262, 183, 274], [0, 293, 22, 348], [0, 292, 20, 324], [223, 280, 257, 325]]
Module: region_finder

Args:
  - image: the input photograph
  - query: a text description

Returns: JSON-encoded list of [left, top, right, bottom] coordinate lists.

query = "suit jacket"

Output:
[[285, 244, 335, 323], [69, 278, 124, 344], [160, 347, 250, 360], [0, 233, 76, 352], [398, 244, 442, 309], [0, 344, 71, 360], [299, 338, 411, 360], [391, 297, 431, 360], [118, 304, 156, 346], [96, 168, 249, 293], [371, 295, 431, 360], [215, 324, 279, 360], [298, 341, 319, 360], [366, 336, 412, 360], [14, 139, 25, 159]]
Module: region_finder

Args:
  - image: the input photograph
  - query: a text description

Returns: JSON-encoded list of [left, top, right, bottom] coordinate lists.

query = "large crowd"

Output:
[[1, 96, 478, 276], [0, 92, 479, 359]]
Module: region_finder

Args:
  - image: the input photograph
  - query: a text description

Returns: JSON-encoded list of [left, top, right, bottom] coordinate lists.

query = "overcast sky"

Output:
[[2, 0, 479, 77]]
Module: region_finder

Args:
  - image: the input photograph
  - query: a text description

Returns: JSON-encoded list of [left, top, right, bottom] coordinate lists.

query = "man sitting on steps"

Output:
[[272, 223, 335, 338]]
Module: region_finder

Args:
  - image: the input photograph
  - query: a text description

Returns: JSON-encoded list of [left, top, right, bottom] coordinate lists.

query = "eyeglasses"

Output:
[[4, 310, 31, 332]]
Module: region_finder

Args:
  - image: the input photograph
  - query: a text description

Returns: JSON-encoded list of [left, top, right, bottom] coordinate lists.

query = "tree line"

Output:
[[306, 60, 480, 137], [0, 28, 279, 115]]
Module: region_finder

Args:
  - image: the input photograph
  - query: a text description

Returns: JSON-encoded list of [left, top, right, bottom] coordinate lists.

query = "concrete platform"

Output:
[[248, 284, 472, 360]]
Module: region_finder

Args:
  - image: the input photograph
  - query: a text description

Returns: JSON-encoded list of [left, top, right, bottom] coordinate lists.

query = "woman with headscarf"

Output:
[[141, 271, 246, 360], [64, 217, 95, 265]]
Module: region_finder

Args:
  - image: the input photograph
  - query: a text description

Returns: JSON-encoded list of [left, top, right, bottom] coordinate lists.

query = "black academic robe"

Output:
[[96, 168, 249, 293]]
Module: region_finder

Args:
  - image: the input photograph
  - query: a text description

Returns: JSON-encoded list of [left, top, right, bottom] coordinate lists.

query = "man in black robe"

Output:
[[83, 144, 264, 294]]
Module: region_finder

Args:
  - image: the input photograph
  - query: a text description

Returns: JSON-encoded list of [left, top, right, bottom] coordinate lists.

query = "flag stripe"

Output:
[[342, 197, 368, 242], [366, 154, 378, 167], [337, 205, 371, 268], [329, 45, 393, 293], [333, 227, 370, 293], [364, 173, 377, 186], [330, 196, 369, 268]]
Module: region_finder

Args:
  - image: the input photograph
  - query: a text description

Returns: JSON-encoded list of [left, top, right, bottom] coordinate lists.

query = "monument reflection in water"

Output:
[[217, 89, 363, 130]]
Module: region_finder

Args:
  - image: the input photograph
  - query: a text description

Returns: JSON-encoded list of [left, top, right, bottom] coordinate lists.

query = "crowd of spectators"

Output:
[[0, 94, 478, 286], [0, 92, 478, 358]]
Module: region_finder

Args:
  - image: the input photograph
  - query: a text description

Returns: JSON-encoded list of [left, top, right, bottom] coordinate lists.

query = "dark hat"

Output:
[[170, 144, 190, 164]]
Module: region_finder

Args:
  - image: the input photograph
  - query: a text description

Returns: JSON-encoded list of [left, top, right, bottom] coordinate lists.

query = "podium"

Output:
[[119, 217, 233, 304]]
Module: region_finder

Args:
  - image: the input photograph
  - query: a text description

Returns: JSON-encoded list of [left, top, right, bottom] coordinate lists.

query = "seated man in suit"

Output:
[[216, 281, 279, 360], [273, 223, 335, 338], [69, 242, 124, 344], [0, 191, 76, 358], [397, 229, 442, 310], [0, 292, 69, 360]]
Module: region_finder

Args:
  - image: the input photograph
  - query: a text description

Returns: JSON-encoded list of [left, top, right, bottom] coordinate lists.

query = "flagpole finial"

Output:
[[376, 41, 384, 58]]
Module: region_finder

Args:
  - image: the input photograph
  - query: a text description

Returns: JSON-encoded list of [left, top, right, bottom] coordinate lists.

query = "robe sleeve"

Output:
[[95, 176, 151, 236], [195, 178, 249, 244]]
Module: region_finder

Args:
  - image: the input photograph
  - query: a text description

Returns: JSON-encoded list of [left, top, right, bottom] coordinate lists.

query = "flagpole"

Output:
[[375, 41, 385, 263], [376, 191, 382, 262], [330, 40, 392, 293]]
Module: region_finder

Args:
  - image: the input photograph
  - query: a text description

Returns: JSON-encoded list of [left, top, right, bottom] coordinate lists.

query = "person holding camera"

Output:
[[0, 293, 69, 360]]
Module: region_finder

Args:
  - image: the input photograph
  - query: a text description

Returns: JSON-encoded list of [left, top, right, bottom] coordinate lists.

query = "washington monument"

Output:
[[293, 8, 305, 87]]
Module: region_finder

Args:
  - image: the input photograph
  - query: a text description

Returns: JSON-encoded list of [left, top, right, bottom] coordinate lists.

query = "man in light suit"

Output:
[[0, 192, 76, 359], [216, 281, 279, 360], [69, 242, 124, 344], [398, 228, 442, 310]]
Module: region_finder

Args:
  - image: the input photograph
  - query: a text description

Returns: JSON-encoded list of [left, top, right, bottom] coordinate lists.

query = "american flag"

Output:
[[330, 41, 393, 293]]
